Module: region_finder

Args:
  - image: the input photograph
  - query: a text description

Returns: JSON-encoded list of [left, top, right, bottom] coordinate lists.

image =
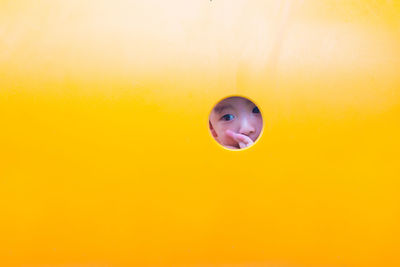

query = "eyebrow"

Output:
[[213, 104, 233, 114]]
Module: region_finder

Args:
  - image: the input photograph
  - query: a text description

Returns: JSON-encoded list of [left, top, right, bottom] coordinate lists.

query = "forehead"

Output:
[[213, 97, 253, 113]]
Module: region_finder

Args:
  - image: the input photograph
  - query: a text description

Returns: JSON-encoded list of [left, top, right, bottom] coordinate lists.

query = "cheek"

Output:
[[250, 118, 263, 138], [215, 125, 228, 139], [218, 122, 237, 134], [215, 123, 237, 143], [258, 121, 264, 132]]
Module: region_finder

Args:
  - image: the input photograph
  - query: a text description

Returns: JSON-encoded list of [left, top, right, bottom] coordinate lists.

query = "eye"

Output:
[[252, 106, 260, 114], [221, 114, 234, 121]]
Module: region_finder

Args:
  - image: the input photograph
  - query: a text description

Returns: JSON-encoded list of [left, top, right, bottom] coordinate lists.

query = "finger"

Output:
[[238, 142, 247, 149], [230, 133, 254, 148], [225, 130, 241, 147], [225, 130, 236, 138], [225, 130, 253, 148], [233, 133, 253, 145]]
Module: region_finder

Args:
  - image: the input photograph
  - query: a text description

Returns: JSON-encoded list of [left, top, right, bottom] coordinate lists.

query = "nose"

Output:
[[238, 117, 255, 136]]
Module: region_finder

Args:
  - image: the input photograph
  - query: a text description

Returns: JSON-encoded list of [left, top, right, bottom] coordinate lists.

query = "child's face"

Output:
[[209, 97, 263, 149]]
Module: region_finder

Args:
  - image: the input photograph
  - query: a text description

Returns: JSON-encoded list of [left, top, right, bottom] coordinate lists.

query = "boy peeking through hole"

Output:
[[209, 97, 263, 149]]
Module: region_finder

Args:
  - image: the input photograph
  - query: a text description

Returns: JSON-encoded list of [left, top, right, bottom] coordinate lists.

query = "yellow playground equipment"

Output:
[[1, 1, 400, 266]]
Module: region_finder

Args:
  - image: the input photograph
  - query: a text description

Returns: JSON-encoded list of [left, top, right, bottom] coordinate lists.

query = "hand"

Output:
[[225, 130, 254, 149]]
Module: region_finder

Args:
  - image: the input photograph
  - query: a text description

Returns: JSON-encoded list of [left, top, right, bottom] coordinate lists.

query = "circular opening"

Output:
[[208, 96, 263, 150]]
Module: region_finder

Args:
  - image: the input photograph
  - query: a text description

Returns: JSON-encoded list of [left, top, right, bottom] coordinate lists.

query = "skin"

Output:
[[209, 97, 263, 149]]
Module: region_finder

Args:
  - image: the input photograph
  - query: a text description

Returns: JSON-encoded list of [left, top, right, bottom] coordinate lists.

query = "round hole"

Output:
[[208, 96, 263, 150]]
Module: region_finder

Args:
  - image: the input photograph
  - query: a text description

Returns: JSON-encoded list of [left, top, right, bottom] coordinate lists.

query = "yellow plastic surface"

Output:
[[1, 1, 400, 266]]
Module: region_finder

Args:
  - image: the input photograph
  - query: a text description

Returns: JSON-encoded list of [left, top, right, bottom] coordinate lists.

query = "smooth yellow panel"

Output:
[[1, 1, 400, 266]]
